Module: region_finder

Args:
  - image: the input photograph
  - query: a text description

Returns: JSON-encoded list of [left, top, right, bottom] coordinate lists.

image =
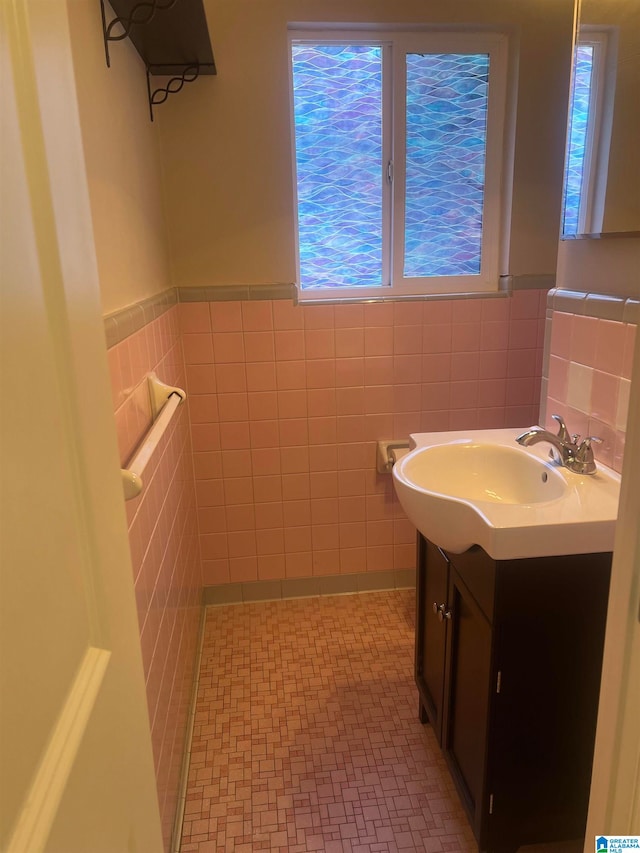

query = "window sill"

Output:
[[295, 274, 554, 305], [297, 290, 506, 306]]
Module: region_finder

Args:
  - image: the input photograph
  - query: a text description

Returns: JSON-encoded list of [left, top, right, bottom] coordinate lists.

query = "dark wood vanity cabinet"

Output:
[[415, 535, 612, 853], [416, 537, 449, 739]]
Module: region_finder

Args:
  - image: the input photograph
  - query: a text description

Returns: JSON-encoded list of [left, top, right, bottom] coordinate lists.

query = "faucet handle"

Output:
[[551, 414, 570, 443], [576, 436, 602, 461]]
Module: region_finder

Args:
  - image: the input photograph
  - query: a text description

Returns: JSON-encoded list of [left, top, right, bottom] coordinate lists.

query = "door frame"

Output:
[[1, 2, 163, 850], [585, 320, 640, 839]]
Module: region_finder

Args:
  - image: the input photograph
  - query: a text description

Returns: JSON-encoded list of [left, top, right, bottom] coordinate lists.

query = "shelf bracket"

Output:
[[99, 0, 179, 68], [146, 63, 201, 121]]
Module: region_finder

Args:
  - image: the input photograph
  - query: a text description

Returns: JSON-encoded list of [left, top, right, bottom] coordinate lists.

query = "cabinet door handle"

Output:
[[438, 608, 452, 622], [432, 602, 445, 615]]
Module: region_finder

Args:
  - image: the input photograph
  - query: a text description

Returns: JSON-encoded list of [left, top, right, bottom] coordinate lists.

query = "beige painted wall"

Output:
[[556, 235, 640, 296], [67, 0, 172, 315], [156, 0, 575, 289]]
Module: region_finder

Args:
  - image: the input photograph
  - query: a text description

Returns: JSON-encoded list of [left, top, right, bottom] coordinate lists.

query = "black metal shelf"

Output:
[[100, 0, 216, 120]]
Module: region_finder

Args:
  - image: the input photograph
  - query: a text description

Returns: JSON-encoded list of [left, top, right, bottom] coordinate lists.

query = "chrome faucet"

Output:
[[516, 414, 602, 475]]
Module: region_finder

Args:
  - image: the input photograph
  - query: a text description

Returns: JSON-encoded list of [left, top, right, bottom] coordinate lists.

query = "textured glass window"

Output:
[[562, 45, 594, 236], [289, 33, 507, 299], [404, 54, 489, 277], [291, 44, 383, 289]]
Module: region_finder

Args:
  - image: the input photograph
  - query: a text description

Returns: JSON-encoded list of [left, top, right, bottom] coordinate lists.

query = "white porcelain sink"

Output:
[[392, 428, 621, 560], [404, 441, 568, 505]]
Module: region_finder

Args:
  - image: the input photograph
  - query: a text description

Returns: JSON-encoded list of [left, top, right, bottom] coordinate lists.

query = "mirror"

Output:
[[563, 0, 640, 237]]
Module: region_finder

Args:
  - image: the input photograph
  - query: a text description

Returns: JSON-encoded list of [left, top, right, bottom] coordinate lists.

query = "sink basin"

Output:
[[403, 441, 567, 505], [392, 428, 621, 559]]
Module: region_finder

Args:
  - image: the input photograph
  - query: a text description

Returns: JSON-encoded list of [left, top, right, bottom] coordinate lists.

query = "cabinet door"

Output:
[[415, 537, 449, 742], [442, 567, 493, 839], [486, 553, 612, 849]]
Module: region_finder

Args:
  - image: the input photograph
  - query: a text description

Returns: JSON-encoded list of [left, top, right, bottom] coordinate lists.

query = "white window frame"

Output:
[[288, 29, 509, 302]]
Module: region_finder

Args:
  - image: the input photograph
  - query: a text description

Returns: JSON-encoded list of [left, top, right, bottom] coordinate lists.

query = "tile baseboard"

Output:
[[202, 568, 416, 606]]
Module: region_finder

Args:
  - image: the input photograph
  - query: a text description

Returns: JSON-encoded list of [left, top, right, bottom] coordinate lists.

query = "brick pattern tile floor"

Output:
[[180, 589, 476, 852]]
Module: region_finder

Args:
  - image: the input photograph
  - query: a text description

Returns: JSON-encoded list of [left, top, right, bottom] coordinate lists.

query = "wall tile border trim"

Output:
[[178, 283, 297, 303], [104, 288, 177, 348], [202, 569, 416, 606], [104, 275, 556, 347], [548, 288, 639, 324], [104, 285, 297, 347]]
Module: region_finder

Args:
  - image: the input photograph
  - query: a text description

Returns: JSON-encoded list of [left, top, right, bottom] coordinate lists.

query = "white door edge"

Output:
[[6, 648, 111, 853]]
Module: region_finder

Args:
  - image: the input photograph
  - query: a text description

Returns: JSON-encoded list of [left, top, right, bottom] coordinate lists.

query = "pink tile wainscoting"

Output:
[[108, 306, 203, 851], [180, 291, 547, 587], [546, 312, 636, 473]]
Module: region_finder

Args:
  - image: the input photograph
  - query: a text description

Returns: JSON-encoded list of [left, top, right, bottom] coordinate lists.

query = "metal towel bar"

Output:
[[120, 372, 186, 501]]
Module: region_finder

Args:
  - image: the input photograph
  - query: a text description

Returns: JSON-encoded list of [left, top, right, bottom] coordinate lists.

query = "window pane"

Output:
[[291, 44, 383, 289], [562, 45, 594, 236], [404, 53, 489, 277]]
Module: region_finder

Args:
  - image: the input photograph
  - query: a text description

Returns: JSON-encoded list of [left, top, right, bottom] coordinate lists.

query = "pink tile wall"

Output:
[[181, 290, 547, 586], [108, 306, 203, 851], [546, 311, 636, 472]]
